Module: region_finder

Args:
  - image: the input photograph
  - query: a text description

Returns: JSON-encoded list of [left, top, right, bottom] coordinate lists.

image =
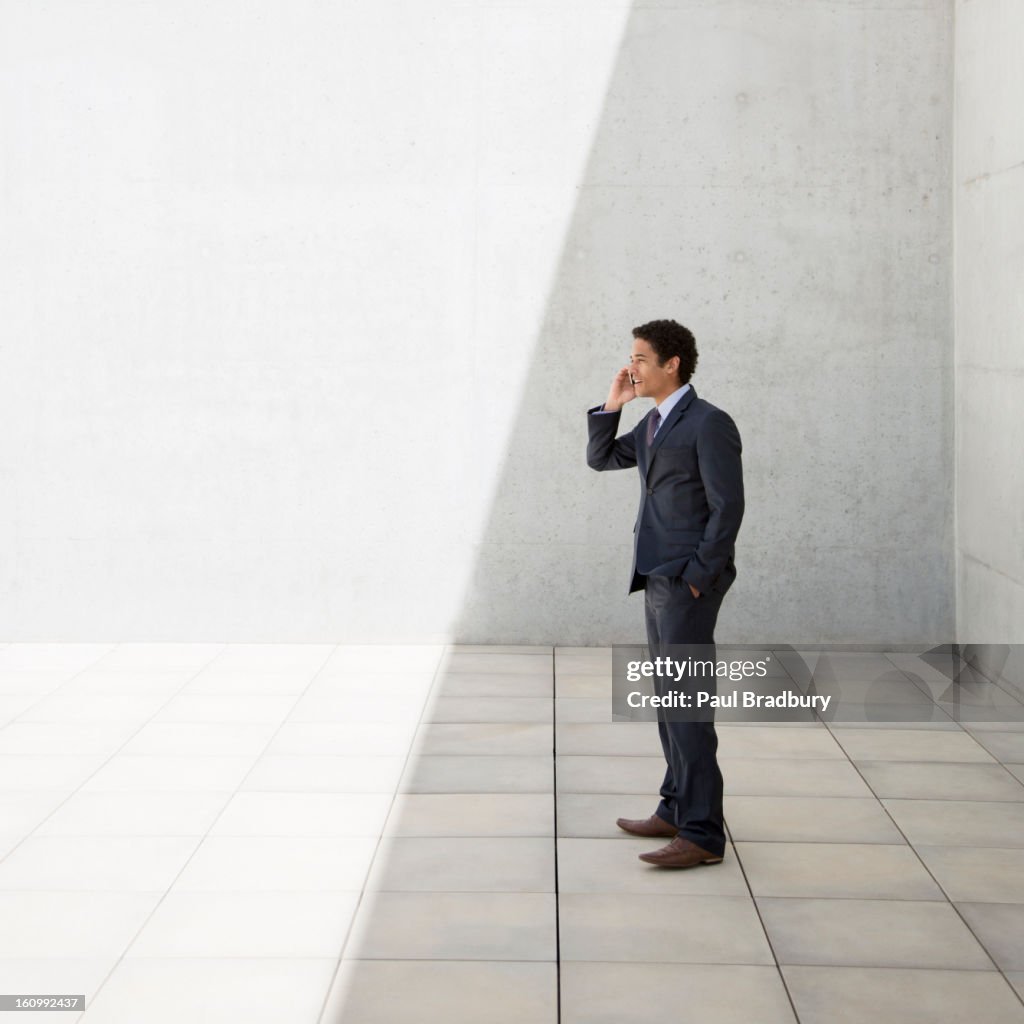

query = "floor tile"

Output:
[[303, 672, 435, 700], [559, 892, 773, 964], [0, 755, 111, 791], [59, 670, 196, 696], [324, 960, 557, 1024], [892, 667, 1024, 711], [287, 692, 424, 723], [125, 890, 358, 958], [716, 724, 844, 759], [81, 755, 254, 793], [555, 698, 613, 722], [722, 796, 904, 844], [183, 671, 315, 696], [555, 648, 611, 663], [320, 646, 442, 675], [440, 653, 552, 676], [782, 965, 1024, 1024], [554, 675, 612, 699], [916, 845, 1024, 902], [384, 793, 553, 837], [0, 791, 76, 834], [882, 799, 1024, 847], [366, 837, 554, 892], [0, 835, 21, 858], [965, 718, 1024, 732], [774, 651, 900, 684], [203, 643, 335, 674], [801, 676, 939, 705], [831, 728, 994, 763], [150, 694, 295, 725], [957, 902, 1024, 972], [83, 958, 336, 1024], [556, 793, 668, 838], [241, 755, 405, 793], [11, 641, 1024, 1018], [557, 837, 747, 895], [209, 791, 392, 837], [15, 694, 173, 724], [735, 841, 943, 899], [0, 958, 113, 1015], [0, 694, 44, 726], [971, 731, 1024, 763], [426, 697, 552, 723], [556, 756, 665, 794], [560, 962, 796, 1024], [448, 644, 552, 655], [0, 721, 138, 755], [0, 891, 161, 957], [0, 644, 114, 671], [555, 722, 661, 756], [414, 722, 551, 756], [823, 706, 959, 728], [433, 673, 552, 698], [89, 643, 225, 671], [118, 722, 278, 757], [265, 721, 418, 756], [170, 836, 378, 891], [345, 891, 556, 961], [0, 836, 200, 892], [401, 756, 552, 793], [759, 897, 993, 968], [857, 760, 1024, 801], [720, 757, 873, 797], [0, 671, 84, 697]]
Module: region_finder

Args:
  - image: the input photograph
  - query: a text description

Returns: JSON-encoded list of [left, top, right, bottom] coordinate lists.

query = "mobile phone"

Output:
[[629, 372, 637, 385]]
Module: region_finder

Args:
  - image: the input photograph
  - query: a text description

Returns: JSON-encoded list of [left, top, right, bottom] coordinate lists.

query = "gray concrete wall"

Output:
[[456, 0, 956, 644], [1, 1, 954, 644], [954, 0, 1024, 647]]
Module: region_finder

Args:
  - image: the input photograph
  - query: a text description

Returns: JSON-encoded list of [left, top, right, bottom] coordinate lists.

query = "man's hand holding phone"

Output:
[[603, 367, 637, 413]]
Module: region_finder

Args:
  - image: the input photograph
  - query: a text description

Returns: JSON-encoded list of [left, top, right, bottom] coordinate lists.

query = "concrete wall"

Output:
[[1, 1, 954, 644], [954, 0, 1024, 697]]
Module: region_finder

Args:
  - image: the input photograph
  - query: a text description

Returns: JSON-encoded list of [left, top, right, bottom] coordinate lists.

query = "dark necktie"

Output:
[[645, 409, 662, 447]]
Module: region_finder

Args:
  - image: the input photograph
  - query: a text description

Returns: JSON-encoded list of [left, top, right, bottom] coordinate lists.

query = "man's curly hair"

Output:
[[632, 319, 698, 385]]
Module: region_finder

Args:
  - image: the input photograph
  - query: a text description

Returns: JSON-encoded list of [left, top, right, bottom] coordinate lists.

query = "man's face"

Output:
[[629, 337, 679, 399]]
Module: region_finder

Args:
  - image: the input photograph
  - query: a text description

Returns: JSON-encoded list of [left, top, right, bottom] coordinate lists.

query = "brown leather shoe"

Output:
[[638, 836, 724, 868], [616, 814, 678, 838]]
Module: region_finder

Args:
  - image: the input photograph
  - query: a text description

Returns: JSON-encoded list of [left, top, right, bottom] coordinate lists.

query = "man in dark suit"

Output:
[[587, 319, 744, 869]]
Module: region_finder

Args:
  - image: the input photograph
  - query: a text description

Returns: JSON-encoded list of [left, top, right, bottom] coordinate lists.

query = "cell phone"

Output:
[[629, 372, 637, 385]]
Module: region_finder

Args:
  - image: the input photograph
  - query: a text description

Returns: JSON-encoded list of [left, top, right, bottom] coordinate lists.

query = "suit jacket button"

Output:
[[646, 487, 654, 495]]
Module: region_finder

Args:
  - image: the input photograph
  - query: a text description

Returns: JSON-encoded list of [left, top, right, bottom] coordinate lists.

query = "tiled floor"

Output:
[[1, 643, 1024, 1022]]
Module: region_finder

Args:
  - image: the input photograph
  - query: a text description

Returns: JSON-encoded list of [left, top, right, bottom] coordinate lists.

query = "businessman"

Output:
[[587, 319, 744, 869]]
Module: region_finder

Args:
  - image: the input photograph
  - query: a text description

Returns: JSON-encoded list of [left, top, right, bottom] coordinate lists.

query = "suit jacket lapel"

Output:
[[646, 385, 698, 477]]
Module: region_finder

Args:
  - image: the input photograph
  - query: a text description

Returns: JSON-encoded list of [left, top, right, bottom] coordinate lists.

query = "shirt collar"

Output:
[[655, 382, 691, 421]]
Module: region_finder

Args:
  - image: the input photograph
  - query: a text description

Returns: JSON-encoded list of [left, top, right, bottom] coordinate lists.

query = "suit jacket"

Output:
[[587, 384, 744, 594]]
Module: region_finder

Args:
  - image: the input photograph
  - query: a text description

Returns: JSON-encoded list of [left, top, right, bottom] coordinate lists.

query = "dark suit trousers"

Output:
[[643, 575, 726, 857]]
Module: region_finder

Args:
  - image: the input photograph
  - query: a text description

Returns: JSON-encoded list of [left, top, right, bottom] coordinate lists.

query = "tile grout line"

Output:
[[720, 728, 805, 1023], [0, 648, 231, 869], [823, 720, 1024, 1010], [823, 653, 1024, 1007], [552, 646, 562, 1024], [313, 647, 447, 1024], [71, 644, 343, 1021], [0, 645, 226, 1024]]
